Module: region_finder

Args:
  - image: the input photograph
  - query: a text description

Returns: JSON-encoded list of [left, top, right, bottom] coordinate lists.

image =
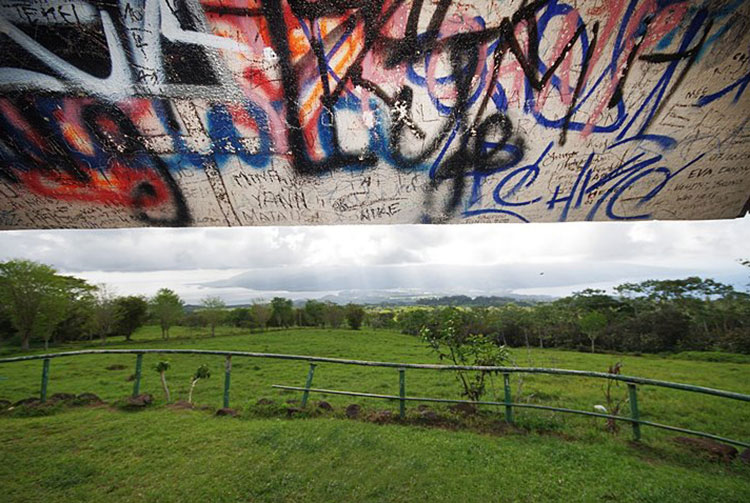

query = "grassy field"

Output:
[[1, 326, 749, 502]]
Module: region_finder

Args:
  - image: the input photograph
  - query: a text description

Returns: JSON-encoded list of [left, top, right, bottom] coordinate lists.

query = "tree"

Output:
[[251, 303, 272, 330], [52, 285, 96, 344], [228, 307, 252, 328], [304, 300, 327, 327], [149, 289, 184, 340], [37, 287, 71, 351], [182, 311, 207, 334], [0, 259, 76, 350], [155, 361, 171, 402], [0, 300, 16, 341], [200, 296, 226, 337], [369, 310, 396, 329], [579, 310, 607, 353], [493, 303, 535, 347], [531, 303, 564, 348], [270, 297, 293, 327], [294, 307, 305, 327], [324, 302, 345, 328], [113, 296, 148, 341], [345, 303, 365, 330], [396, 308, 431, 335], [92, 283, 118, 345]]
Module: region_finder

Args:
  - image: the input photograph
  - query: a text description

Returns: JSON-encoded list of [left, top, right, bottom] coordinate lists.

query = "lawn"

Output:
[[1, 326, 749, 502]]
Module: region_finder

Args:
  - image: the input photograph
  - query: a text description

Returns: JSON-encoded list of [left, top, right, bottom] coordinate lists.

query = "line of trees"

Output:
[[3, 258, 748, 355], [0, 259, 370, 349], [393, 278, 750, 354], [0, 260, 151, 349], [206, 298, 365, 331]]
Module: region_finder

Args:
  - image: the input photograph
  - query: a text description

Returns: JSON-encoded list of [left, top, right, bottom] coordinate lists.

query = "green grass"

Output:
[[1, 407, 748, 503], [666, 351, 750, 364], [1, 327, 749, 502]]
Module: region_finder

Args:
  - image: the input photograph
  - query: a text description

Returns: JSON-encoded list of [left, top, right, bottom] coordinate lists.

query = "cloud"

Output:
[[0, 227, 299, 272], [201, 261, 746, 294], [0, 216, 748, 303]]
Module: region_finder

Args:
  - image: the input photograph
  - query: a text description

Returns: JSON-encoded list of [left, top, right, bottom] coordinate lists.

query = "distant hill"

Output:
[[411, 295, 544, 307], [186, 291, 553, 309]]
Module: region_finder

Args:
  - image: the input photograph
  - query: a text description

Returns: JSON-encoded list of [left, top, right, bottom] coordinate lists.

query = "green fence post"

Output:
[[628, 383, 642, 441], [399, 368, 406, 419], [223, 356, 232, 409], [40, 358, 50, 402], [301, 363, 317, 407], [132, 354, 143, 397], [503, 373, 513, 424]]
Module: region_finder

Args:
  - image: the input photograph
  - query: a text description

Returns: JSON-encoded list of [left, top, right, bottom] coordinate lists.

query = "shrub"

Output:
[[421, 308, 509, 401]]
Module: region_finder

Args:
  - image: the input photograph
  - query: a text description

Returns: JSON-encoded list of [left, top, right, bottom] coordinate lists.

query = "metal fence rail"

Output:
[[1, 349, 748, 447]]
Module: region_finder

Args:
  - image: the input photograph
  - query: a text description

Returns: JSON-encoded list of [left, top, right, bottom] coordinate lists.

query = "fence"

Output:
[[1, 349, 748, 448]]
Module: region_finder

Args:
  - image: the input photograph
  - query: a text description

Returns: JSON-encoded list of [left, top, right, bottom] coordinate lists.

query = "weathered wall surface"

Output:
[[0, 0, 749, 228]]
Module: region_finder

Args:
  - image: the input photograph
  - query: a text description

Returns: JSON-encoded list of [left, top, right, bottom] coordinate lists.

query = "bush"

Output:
[[421, 308, 509, 401], [717, 328, 750, 355], [345, 304, 365, 330]]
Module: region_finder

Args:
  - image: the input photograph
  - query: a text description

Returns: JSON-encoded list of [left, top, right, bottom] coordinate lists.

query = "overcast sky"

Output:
[[0, 217, 748, 304]]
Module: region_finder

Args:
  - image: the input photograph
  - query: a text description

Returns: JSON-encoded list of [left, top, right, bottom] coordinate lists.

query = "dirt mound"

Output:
[[13, 397, 42, 408], [121, 394, 153, 409], [49, 393, 76, 404], [449, 402, 477, 415], [370, 410, 393, 423], [345, 404, 361, 418], [169, 400, 194, 410], [674, 437, 738, 462], [74, 393, 103, 406]]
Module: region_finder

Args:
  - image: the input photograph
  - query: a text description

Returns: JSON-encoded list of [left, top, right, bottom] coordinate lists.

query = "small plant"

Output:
[[421, 308, 509, 402], [154, 361, 171, 402], [188, 364, 211, 404], [600, 361, 627, 433]]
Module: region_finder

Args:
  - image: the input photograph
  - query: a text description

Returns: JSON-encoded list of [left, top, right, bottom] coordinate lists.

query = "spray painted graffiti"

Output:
[[0, 0, 749, 228]]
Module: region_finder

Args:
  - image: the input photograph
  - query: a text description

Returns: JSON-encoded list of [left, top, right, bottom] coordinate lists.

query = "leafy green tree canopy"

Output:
[[345, 304, 366, 330], [270, 297, 293, 327], [0, 259, 90, 350], [324, 302, 345, 328], [578, 310, 607, 353], [304, 300, 327, 327], [92, 283, 118, 345], [149, 288, 184, 340], [421, 307, 509, 401], [200, 296, 226, 337], [114, 296, 149, 341]]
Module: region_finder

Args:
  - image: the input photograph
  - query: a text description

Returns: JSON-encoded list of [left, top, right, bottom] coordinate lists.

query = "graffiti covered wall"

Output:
[[0, 0, 749, 228]]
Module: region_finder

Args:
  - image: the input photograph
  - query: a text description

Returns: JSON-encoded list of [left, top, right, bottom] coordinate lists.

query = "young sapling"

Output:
[[188, 364, 211, 404], [155, 361, 171, 402]]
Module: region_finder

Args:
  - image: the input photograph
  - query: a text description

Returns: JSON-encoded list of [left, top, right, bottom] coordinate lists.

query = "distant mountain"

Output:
[[201, 262, 690, 294], [187, 291, 552, 308], [313, 291, 554, 306], [195, 261, 746, 306]]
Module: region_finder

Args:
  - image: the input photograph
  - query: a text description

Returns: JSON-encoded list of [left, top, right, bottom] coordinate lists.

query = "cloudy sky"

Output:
[[0, 217, 748, 304]]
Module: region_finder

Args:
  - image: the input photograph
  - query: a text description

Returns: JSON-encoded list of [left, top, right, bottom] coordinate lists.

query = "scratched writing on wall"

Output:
[[0, 0, 748, 228]]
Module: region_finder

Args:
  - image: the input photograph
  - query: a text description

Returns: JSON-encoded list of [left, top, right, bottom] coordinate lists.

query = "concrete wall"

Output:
[[0, 0, 749, 228]]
